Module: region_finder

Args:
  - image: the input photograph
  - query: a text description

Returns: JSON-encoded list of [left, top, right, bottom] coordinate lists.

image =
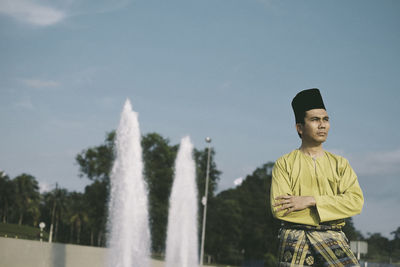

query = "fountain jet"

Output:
[[165, 136, 199, 267], [107, 99, 151, 267]]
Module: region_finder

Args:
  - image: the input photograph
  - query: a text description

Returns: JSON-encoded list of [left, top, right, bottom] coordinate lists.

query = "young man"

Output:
[[270, 88, 364, 267]]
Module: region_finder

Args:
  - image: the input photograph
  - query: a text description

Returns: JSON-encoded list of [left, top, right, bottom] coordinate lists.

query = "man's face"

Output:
[[297, 108, 330, 144]]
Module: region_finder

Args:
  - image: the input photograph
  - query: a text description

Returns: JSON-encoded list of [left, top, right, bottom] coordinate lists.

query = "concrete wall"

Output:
[[0, 237, 165, 267]]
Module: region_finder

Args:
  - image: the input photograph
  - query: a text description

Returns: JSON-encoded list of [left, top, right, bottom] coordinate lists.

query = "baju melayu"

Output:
[[270, 149, 364, 267]]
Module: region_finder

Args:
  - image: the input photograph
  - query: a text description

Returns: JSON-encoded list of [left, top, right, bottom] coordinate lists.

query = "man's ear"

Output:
[[296, 123, 303, 136]]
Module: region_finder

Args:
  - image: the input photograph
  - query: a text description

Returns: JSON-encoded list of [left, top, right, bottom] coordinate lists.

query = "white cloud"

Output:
[[0, 0, 66, 26], [233, 177, 243, 186], [23, 79, 60, 88], [0, 0, 134, 27], [14, 96, 35, 110], [39, 180, 52, 193]]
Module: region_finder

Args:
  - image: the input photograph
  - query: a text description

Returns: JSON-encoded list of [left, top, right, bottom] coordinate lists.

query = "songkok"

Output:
[[291, 88, 326, 123]]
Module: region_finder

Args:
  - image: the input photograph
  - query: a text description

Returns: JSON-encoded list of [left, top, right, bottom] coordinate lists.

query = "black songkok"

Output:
[[291, 88, 326, 123]]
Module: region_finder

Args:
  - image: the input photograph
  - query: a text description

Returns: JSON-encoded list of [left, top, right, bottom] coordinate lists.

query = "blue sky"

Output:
[[0, 0, 399, 238]]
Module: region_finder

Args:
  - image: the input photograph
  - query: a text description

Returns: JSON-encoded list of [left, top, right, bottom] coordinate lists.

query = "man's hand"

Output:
[[274, 195, 316, 216]]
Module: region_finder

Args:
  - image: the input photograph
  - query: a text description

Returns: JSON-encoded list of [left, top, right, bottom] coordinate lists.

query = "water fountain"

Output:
[[165, 136, 199, 267], [106, 99, 151, 267]]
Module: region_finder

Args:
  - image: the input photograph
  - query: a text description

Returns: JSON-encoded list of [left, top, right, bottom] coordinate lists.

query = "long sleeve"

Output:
[[270, 158, 320, 226], [314, 158, 364, 222]]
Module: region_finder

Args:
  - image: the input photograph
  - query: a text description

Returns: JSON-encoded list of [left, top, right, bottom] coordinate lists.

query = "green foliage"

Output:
[[205, 163, 280, 266], [238, 163, 280, 260], [40, 186, 69, 242], [67, 192, 89, 244], [75, 131, 115, 183], [84, 180, 108, 246], [361, 231, 400, 264], [0, 172, 14, 223], [206, 194, 243, 264], [391, 227, 400, 263], [365, 233, 391, 262], [142, 133, 177, 253], [13, 174, 41, 226]]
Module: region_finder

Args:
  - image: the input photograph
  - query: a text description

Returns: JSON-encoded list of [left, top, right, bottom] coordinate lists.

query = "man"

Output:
[[270, 88, 364, 267]]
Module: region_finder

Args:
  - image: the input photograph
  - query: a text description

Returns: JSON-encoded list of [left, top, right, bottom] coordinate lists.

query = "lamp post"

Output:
[[39, 222, 45, 242], [200, 137, 212, 266]]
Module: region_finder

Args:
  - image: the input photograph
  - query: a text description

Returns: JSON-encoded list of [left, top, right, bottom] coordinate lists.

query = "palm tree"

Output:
[[13, 174, 40, 225], [53, 188, 68, 242], [67, 192, 89, 244], [70, 211, 89, 244], [44, 185, 69, 242]]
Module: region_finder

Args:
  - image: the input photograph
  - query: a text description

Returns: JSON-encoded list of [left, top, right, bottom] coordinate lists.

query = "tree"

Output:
[[84, 180, 108, 246], [235, 163, 280, 262], [76, 131, 115, 183], [206, 191, 243, 265], [390, 226, 400, 263], [142, 133, 177, 253], [74, 131, 116, 246], [392, 227, 400, 240], [13, 174, 40, 226], [45, 186, 69, 242], [204, 162, 280, 266], [365, 233, 391, 262], [0, 171, 14, 223], [67, 192, 89, 244]]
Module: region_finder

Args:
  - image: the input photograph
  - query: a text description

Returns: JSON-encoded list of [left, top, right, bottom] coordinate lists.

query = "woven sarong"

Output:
[[277, 226, 359, 267]]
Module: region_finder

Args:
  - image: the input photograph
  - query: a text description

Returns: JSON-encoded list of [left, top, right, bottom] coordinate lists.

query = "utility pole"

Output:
[[199, 137, 212, 266]]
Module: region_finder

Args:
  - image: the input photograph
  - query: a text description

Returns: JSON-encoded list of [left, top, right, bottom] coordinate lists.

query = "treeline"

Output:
[[1, 131, 399, 265]]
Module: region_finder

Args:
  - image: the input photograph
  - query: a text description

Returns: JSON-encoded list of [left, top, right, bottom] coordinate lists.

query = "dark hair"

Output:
[[296, 111, 306, 139]]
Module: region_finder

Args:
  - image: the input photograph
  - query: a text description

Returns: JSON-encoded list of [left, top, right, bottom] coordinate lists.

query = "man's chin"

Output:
[[311, 137, 327, 144]]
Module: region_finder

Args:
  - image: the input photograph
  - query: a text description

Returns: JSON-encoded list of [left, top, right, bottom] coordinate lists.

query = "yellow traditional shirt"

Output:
[[270, 149, 364, 226]]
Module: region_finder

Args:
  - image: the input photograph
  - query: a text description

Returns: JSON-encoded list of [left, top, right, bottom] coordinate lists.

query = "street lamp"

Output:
[[39, 222, 46, 242], [200, 137, 212, 266]]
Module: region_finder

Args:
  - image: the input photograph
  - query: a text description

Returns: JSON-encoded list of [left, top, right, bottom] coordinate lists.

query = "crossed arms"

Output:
[[270, 157, 364, 225]]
